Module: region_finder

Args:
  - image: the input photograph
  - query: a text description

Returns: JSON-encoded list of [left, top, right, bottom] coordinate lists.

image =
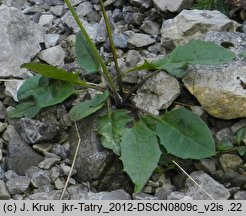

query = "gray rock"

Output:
[[13, 118, 60, 144], [38, 158, 60, 170], [60, 163, 77, 176], [140, 20, 160, 35], [76, 1, 93, 17], [28, 169, 51, 188], [231, 119, 246, 133], [126, 50, 141, 67], [4, 125, 44, 175], [38, 14, 54, 26], [62, 12, 100, 40], [112, 33, 128, 49], [2, 0, 29, 10], [50, 5, 64, 16], [68, 111, 132, 192], [234, 191, 246, 200], [44, 33, 59, 48], [33, 143, 53, 154], [0, 166, 4, 180], [6, 176, 30, 195], [186, 171, 230, 200], [153, 0, 193, 12], [4, 170, 19, 181], [87, 189, 132, 200], [69, 0, 85, 6], [49, 166, 61, 182], [0, 5, 43, 78], [4, 80, 24, 101], [122, 8, 144, 26], [26, 190, 69, 200], [133, 71, 180, 115], [0, 180, 11, 200], [195, 158, 217, 174], [38, 45, 65, 66], [133, 193, 157, 200], [182, 31, 246, 119], [67, 184, 89, 200], [43, 0, 63, 6], [0, 101, 6, 119], [0, 123, 7, 133], [219, 154, 243, 172], [130, 0, 152, 9], [161, 9, 238, 46], [51, 143, 70, 160], [125, 31, 155, 48], [216, 128, 234, 144], [54, 178, 64, 189]]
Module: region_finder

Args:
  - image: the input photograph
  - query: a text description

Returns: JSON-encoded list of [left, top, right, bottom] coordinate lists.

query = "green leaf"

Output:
[[68, 91, 108, 121], [76, 31, 100, 73], [7, 101, 41, 118], [97, 110, 133, 155], [142, 107, 216, 159], [235, 127, 246, 145], [240, 50, 246, 58], [237, 146, 246, 156], [120, 120, 161, 193], [21, 63, 89, 86], [8, 75, 75, 118], [90, 91, 109, 107], [216, 141, 234, 152], [128, 40, 236, 78], [33, 81, 76, 108]]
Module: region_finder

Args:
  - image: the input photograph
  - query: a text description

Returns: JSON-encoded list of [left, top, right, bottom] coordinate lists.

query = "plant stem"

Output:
[[64, 0, 119, 102], [98, 0, 123, 93]]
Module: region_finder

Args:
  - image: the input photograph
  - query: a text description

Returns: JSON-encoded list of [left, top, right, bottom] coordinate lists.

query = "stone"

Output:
[[0, 180, 11, 200], [0, 123, 7, 133], [4, 125, 44, 175], [0, 101, 6, 119], [51, 143, 70, 160], [29, 169, 51, 188], [161, 9, 238, 46], [44, 33, 60, 48], [216, 128, 234, 144], [133, 193, 157, 200], [153, 0, 193, 12], [168, 171, 230, 200], [122, 7, 144, 26], [38, 45, 65, 66], [13, 118, 60, 144], [195, 159, 217, 174], [76, 1, 93, 17], [130, 0, 152, 9], [234, 191, 246, 200], [4, 170, 19, 181], [0, 166, 4, 180], [6, 176, 30, 195], [50, 5, 64, 16], [182, 31, 246, 119], [125, 31, 155, 48], [68, 111, 133, 192], [231, 119, 246, 133], [43, 0, 63, 6], [49, 166, 61, 182], [133, 71, 180, 115], [62, 13, 100, 40], [87, 189, 132, 200], [155, 183, 175, 199], [38, 14, 54, 26], [60, 163, 76, 176], [38, 158, 60, 170], [54, 178, 64, 189], [219, 154, 243, 172], [33, 143, 53, 154], [109, 33, 128, 49], [26, 190, 69, 200], [140, 20, 160, 35], [126, 50, 141, 67], [4, 80, 25, 102], [67, 184, 89, 200]]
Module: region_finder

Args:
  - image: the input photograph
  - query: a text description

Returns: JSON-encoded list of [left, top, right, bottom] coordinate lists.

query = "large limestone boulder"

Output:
[[161, 9, 238, 47], [0, 5, 43, 78], [183, 31, 246, 119]]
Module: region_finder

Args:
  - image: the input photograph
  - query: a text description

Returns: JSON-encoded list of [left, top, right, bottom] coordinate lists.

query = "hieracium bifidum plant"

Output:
[[8, 0, 237, 192]]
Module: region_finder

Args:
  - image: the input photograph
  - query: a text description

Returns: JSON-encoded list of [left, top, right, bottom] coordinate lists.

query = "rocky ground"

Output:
[[0, 0, 246, 200]]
